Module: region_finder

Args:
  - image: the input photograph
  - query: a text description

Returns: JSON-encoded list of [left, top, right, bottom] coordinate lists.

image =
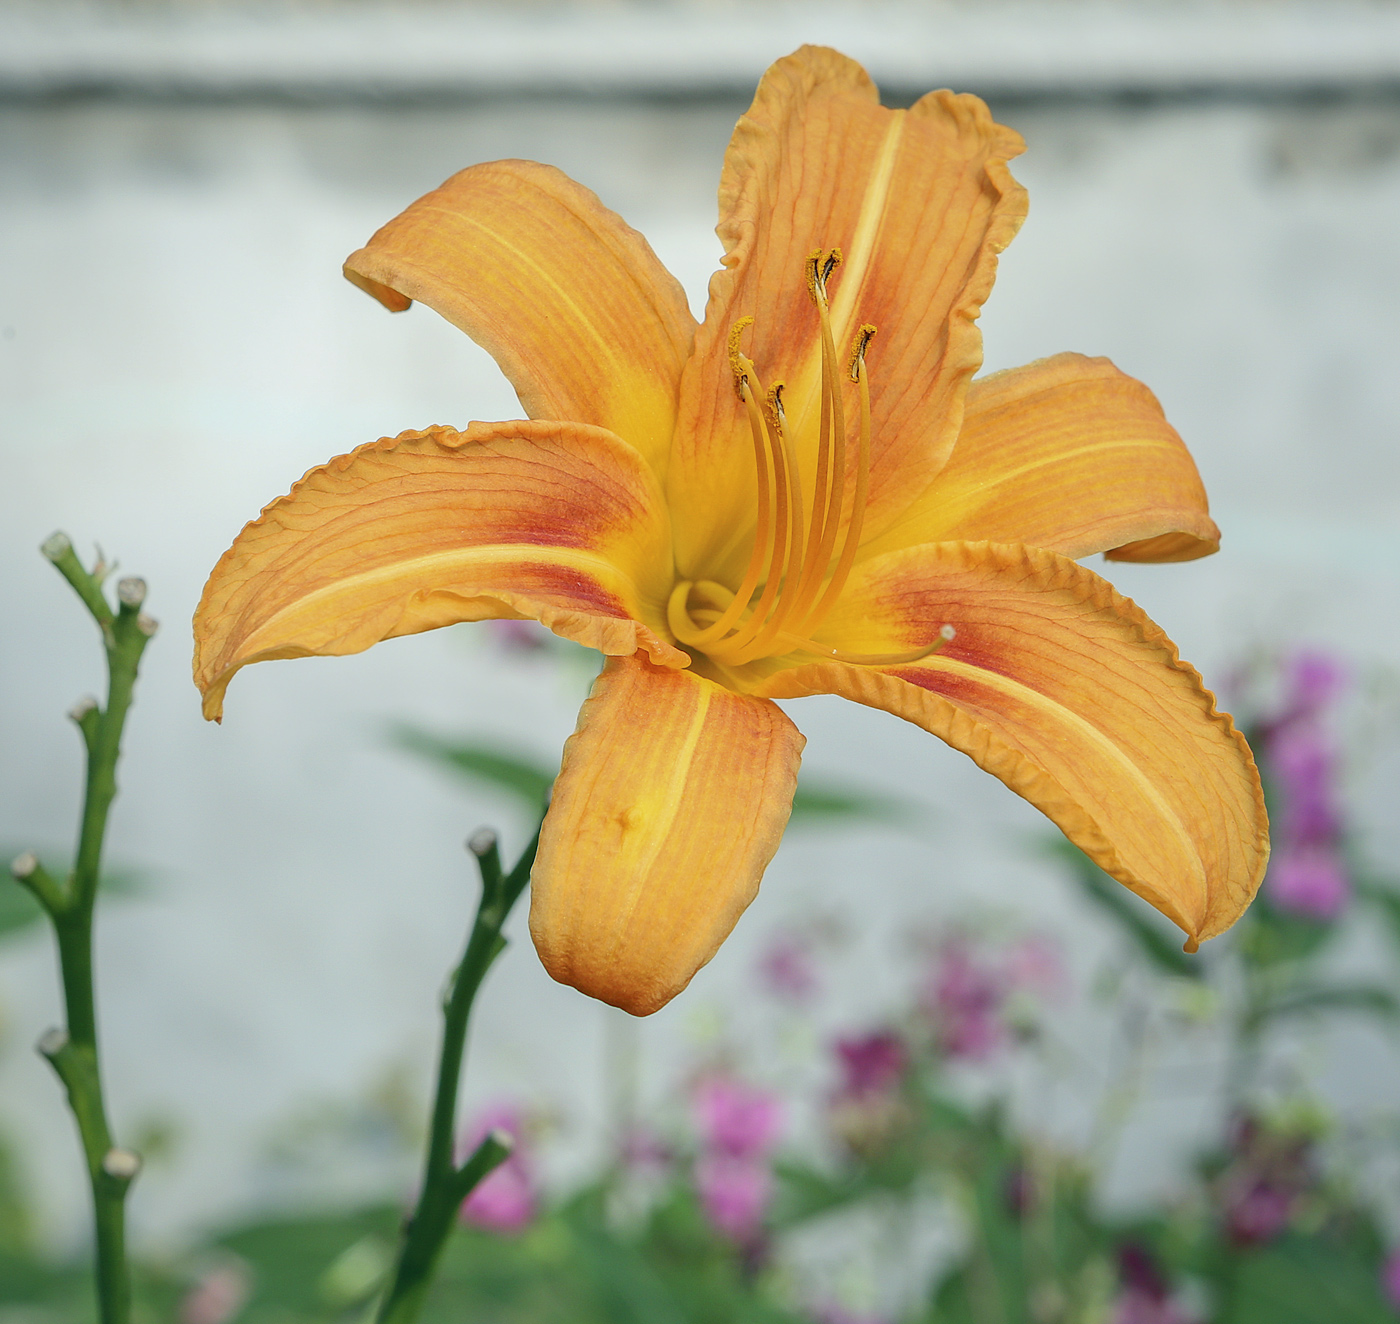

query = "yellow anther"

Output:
[[728, 317, 755, 398], [848, 324, 877, 382]]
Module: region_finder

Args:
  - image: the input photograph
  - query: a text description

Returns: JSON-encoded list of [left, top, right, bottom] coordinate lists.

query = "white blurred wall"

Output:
[[2, 1, 1399, 1250]]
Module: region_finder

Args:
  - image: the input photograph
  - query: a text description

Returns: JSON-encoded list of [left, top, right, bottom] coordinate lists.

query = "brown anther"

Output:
[[848, 324, 878, 382], [765, 381, 786, 434], [805, 248, 843, 308]]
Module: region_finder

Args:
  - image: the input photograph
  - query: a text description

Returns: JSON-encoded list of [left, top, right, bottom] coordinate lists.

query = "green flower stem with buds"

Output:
[[10, 533, 157, 1324], [376, 823, 542, 1324]]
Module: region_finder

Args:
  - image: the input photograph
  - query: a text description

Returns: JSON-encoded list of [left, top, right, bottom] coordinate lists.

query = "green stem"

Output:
[[19, 536, 156, 1324], [376, 825, 541, 1324]]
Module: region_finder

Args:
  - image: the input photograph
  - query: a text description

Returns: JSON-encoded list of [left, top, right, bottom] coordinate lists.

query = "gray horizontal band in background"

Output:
[[4, 1, 1400, 105]]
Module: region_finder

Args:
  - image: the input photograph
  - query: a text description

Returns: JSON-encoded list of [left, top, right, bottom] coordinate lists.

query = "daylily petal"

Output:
[[668, 45, 1028, 579], [344, 160, 697, 473], [759, 541, 1267, 945], [529, 654, 804, 1016], [194, 421, 685, 721], [860, 354, 1221, 563]]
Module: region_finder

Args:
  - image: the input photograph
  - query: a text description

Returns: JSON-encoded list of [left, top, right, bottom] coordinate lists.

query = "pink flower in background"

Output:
[[758, 927, 821, 1003], [691, 1076, 783, 1242], [827, 1031, 911, 1157], [1222, 1179, 1295, 1244], [1004, 934, 1067, 998], [1381, 1248, 1400, 1309], [693, 1076, 783, 1160], [1110, 1245, 1195, 1324], [1271, 728, 1344, 842], [1110, 1287, 1195, 1324], [1215, 1115, 1315, 1247], [694, 1154, 774, 1240], [834, 1032, 907, 1099], [180, 1261, 252, 1324], [922, 939, 1007, 1060], [1267, 845, 1351, 921], [1279, 650, 1347, 723], [485, 618, 552, 653], [458, 1102, 537, 1233], [618, 1125, 673, 1176], [1260, 650, 1352, 921]]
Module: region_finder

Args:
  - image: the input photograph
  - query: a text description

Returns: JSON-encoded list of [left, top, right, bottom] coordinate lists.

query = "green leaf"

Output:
[[389, 726, 556, 812], [215, 1205, 400, 1315], [1355, 874, 1400, 952], [1252, 982, 1400, 1027], [1237, 902, 1337, 967], [391, 726, 914, 833], [0, 877, 43, 939], [1041, 838, 1200, 978], [1220, 1233, 1395, 1324], [788, 778, 919, 829]]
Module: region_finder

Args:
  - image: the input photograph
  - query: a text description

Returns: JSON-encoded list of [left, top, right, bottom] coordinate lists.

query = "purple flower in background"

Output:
[[1222, 1179, 1295, 1244], [618, 1125, 673, 1176], [827, 1031, 911, 1157], [693, 1076, 783, 1160], [922, 939, 1006, 1060], [691, 1076, 783, 1242], [1381, 1248, 1400, 1310], [694, 1154, 774, 1240], [758, 927, 821, 1003], [458, 1102, 537, 1233], [1259, 650, 1352, 921], [485, 618, 552, 653], [1215, 1114, 1315, 1247], [835, 1032, 907, 1099], [1267, 845, 1350, 921], [1110, 1245, 1195, 1324], [1004, 933, 1066, 998], [1271, 728, 1344, 843], [1280, 650, 1347, 723]]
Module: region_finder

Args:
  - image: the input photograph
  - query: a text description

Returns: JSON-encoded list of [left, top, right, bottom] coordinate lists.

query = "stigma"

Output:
[[667, 251, 953, 671]]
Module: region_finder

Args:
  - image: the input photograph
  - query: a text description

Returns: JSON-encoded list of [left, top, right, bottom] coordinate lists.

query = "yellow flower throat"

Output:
[[667, 250, 953, 670]]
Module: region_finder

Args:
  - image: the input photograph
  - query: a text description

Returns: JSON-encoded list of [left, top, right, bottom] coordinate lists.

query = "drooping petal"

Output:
[[758, 541, 1267, 945], [668, 45, 1028, 579], [529, 654, 804, 1016], [860, 354, 1221, 563], [194, 421, 684, 721], [344, 160, 696, 473]]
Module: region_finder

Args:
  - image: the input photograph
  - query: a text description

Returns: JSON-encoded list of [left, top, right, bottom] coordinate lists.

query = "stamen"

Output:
[[673, 339, 781, 649], [765, 382, 785, 434], [786, 264, 854, 630], [800, 324, 877, 633], [717, 355, 794, 654], [673, 263, 887, 669], [847, 325, 877, 382], [722, 249, 849, 667]]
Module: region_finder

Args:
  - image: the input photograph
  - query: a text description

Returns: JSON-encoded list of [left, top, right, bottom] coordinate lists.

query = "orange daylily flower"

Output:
[[194, 47, 1268, 1016]]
